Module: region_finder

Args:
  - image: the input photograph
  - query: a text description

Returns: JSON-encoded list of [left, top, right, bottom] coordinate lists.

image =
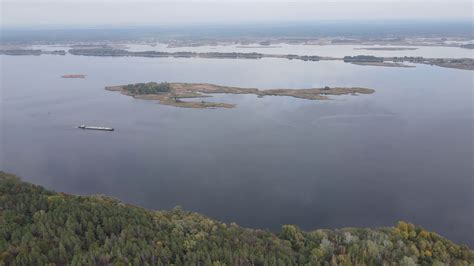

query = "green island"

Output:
[[105, 82, 375, 109], [0, 172, 472, 265]]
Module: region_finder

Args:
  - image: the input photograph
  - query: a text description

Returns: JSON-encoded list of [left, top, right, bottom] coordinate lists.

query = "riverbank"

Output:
[[1, 171, 472, 265]]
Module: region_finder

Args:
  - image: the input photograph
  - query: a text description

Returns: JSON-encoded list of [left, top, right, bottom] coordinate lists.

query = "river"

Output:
[[1, 50, 472, 245]]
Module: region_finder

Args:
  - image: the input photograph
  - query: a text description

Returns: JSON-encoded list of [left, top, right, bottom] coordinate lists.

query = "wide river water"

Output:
[[1, 49, 473, 246]]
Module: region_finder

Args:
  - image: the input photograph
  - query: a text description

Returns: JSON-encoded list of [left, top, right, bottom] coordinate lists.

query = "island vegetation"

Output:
[[68, 48, 321, 61], [61, 74, 86, 79], [389, 56, 474, 70], [342, 55, 474, 69], [124, 82, 171, 94], [354, 47, 418, 51], [0, 49, 66, 56], [342, 55, 413, 67], [105, 82, 375, 109], [460, 44, 474, 49], [422, 58, 474, 70], [0, 172, 472, 265], [343, 55, 384, 63]]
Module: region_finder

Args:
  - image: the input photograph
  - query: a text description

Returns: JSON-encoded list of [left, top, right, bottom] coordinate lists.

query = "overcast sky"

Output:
[[1, 0, 473, 28]]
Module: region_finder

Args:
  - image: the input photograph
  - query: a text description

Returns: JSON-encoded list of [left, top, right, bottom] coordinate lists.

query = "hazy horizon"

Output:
[[1, 0, 473, 29]]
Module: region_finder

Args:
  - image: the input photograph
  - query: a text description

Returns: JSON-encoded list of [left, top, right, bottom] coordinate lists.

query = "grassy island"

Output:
[[0, 172, 472, 265], [106, 82, 375, 109]]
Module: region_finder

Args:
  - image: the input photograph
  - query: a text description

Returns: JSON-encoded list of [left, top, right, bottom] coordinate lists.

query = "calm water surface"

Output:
[[1, 54, 473, 246]]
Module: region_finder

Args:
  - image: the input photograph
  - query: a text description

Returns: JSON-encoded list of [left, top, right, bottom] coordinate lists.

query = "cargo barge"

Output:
[[78, 125, 114, 131]]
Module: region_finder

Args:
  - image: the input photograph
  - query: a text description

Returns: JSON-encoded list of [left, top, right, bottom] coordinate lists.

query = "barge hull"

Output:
[[78, 125, 114, 131]]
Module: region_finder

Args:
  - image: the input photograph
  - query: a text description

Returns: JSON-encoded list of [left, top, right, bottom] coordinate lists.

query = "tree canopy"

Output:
[[125, 82, 171, 95], [0, 172, 472, 265]]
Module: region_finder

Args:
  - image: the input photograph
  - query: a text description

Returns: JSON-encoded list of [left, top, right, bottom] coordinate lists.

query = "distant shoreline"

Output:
[[1, 46, 472, 70]]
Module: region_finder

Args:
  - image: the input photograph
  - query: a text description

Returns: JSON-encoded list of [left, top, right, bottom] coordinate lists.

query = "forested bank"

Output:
[[1, 172, 472, 265]]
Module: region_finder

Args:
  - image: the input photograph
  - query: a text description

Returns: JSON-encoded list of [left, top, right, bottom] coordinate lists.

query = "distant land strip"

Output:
[[1, 48, 472, 70]]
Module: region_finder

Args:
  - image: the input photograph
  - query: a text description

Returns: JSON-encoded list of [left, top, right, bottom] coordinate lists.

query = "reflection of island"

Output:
[[61, 74, 86, 78], [354, 47, 418, 51], [106, 82, 375, 109]]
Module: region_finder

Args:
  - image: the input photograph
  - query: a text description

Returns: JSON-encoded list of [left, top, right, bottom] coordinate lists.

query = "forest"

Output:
[[124, 82, 172, 95], [0, 172, 472, 265], [343, 56, 384, 63]]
